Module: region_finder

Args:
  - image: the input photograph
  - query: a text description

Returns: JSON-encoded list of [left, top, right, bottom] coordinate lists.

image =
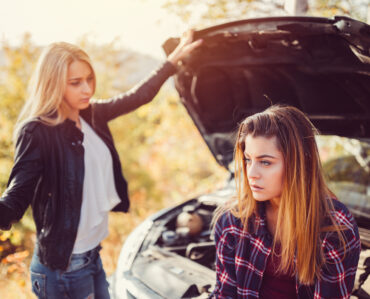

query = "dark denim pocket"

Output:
[[65, 255, 91, 273], [30, 271, 46, 299]]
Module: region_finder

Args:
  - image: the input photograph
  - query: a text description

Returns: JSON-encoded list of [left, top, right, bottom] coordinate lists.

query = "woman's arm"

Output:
[[91, 61, 176, 122], [0, 123, 43, 230], [211, 212, 238, 299], [314, 208, 361, 298], [91, 30, 202, 122]]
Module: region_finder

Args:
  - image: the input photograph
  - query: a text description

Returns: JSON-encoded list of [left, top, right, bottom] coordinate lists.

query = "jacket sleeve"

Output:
[[314, 208, 361, 298], [0, 125, 43, 230], [211, 212, 238, 299], [91, 61, 176, 122]]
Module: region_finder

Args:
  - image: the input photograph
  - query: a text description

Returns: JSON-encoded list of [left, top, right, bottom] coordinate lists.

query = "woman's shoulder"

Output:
[[21, 119, 43, 133], [214, 210, 245, 240], [15, 119, 51, 146], [213, 210, 253, 252], [19, 118, 56, 136], [328, 198, 357, 229], [322, 198, 360, 249], [216, 210, 242, 229], [321, 198, 361, 265]]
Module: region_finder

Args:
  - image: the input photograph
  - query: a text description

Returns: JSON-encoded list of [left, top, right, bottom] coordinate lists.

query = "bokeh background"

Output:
[[0, 0, 368, 297]]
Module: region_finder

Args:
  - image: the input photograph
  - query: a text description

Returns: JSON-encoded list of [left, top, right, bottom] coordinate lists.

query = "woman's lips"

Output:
[[81, 98, 90, 103], [250, 184, 263, 192]]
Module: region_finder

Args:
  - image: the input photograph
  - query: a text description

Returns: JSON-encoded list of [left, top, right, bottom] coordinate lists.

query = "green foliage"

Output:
[[109, 88, 227, 213], [160, 0, 367, 25], [310, 0, 368, 21], [0, 33, 39, 122]]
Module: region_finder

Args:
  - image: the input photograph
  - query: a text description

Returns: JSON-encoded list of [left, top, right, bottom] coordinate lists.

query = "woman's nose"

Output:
[[82, 80, 92, 94], [247, 161, 260, 179]]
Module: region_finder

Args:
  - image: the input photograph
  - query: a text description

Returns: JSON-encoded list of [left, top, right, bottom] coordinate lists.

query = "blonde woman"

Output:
[[0, 31, 201, 298], [212, 105, 361, 298]]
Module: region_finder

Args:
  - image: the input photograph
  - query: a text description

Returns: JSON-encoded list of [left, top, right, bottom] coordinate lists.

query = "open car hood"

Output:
[[163, 16, 370, 168]]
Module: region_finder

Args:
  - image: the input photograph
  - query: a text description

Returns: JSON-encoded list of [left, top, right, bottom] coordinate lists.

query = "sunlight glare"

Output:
[[0, 0, 185, 58]]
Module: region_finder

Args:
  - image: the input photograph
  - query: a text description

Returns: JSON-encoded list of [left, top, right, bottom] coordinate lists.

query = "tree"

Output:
[[160, 0, 368, 26], [0, 34, 40, 192]]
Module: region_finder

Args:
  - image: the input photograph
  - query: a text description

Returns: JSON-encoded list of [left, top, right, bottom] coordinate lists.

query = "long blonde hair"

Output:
[[216, 105, 345, 285], [14, 42, 95, 140]]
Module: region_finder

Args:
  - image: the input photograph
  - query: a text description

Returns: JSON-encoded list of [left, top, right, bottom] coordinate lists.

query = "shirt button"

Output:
[[48, 193, 52, 197], [72, 142, 76, 146]]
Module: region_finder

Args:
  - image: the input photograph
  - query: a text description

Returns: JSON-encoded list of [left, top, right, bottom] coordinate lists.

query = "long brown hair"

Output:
[[217, 105, 345, 285]]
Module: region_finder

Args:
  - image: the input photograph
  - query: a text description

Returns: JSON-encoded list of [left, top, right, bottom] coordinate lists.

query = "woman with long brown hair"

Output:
[[212, 105, 361, 298]]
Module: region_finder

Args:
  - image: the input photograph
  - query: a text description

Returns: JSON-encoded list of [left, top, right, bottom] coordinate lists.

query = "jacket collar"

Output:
[[58, 117, 84, 143], [46, 109, 89, 143]]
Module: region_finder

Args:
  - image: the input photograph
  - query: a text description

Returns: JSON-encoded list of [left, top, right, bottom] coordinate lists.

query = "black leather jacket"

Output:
[[0, 61, 175, 270]]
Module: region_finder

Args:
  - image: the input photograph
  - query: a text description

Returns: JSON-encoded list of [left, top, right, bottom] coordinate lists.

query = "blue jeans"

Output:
[[30, 245, 110, 299]]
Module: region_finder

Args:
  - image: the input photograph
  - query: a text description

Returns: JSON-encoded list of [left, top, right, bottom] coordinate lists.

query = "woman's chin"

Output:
[[79, 102, 90, 110], [253, 195, 269, 202]]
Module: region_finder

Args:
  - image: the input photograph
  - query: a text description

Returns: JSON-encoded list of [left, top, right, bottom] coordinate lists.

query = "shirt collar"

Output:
[[254, 202, 270, 237]]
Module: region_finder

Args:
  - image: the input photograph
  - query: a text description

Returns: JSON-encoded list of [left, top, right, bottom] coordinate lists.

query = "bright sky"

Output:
[[0, 0, 187, 58]]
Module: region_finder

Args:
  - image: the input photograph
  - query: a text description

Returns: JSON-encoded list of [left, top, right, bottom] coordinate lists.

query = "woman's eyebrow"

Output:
[[244, 153, 277, 159], [257, 155, 277, 159], [68, 73, 93, 81]]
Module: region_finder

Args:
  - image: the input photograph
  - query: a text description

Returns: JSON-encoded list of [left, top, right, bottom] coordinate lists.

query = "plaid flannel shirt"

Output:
[[211, 199, 361, 299]]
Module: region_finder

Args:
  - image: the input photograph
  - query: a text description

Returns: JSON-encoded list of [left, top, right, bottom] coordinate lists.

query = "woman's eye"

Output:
[[70, 81, 80, 86], [244, 158, 251, 164], [261, 160, 271, 166]]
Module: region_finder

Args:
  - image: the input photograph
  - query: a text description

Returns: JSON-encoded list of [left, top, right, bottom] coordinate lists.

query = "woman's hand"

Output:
[[167, 29, 202, 66]]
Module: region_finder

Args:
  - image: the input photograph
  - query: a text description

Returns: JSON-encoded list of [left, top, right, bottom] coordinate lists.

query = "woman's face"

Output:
[[243, 135, 285, 203], [63, 60, 94, 113]]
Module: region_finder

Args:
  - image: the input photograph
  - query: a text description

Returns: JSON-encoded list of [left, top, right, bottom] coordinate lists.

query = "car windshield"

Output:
[[317, 136, 370, 226]]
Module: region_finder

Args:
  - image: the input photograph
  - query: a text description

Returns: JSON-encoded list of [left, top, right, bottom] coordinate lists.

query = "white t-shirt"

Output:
[[72, 117, 121, 254]]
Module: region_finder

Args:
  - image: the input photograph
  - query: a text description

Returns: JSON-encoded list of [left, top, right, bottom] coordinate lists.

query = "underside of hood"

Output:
[[164, 16, 370, 168]]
